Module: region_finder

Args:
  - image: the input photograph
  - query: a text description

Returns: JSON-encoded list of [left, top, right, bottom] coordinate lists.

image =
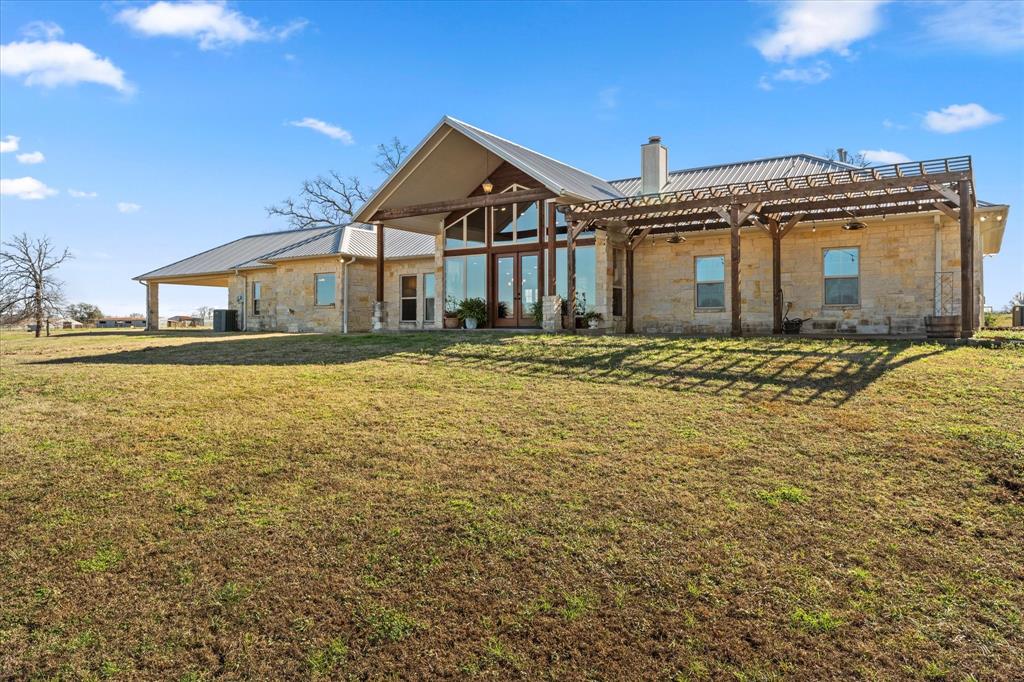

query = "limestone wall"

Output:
[[631, 214, 981, 335]]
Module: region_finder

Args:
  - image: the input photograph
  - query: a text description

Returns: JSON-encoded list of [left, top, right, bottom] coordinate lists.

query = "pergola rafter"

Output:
[[559, 156, 977, 338]]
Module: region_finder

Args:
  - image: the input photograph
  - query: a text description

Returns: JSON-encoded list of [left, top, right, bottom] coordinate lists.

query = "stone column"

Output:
[[145, 282, 159, 331], [541, 295, 562, 332], [372, 301, 388, 332]]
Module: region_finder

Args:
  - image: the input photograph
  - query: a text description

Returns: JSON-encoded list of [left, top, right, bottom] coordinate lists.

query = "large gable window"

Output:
[[695, 256, 726, 310], [492, 185, 539, 244], [823, 247, 859, 306], [445, 208, 486, 250]]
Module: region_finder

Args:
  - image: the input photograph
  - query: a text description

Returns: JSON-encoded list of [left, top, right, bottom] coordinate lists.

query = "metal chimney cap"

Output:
[[648, 136, 662, 144]]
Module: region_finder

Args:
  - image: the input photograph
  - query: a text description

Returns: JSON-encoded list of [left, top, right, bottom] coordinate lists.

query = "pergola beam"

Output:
[[563, 169, 970, 222]]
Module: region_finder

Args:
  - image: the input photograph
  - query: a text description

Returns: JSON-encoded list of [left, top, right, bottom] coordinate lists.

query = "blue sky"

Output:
[[1, 0, 1021, 316]]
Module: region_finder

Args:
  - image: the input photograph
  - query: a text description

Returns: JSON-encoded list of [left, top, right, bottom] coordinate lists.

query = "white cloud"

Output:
[[69, 189, 98, 198], [598, 86, 620, 110], [1, 176, 58, 200], [0, 40, 131, 92], [859, 149, 910, 164], [759, 61, 831, 89], [882, 118, 908, 130], [0, 135, 19, 153], [117, 201, 142, 213], [16, 151, 45, 164], [288, 117, 354, 144], [21, 21, 64, 40], [756, 1, 886, 61], [922, 1, 1023, 53], [116, 1, 307, 50], [923, 103, 1003, 134]]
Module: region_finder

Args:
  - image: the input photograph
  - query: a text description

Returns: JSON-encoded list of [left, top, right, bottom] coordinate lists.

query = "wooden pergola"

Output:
[[557, 156, 977, 338]]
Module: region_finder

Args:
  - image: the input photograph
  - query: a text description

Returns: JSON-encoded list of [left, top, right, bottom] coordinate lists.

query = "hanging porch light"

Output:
[[481, 149, 494, 194]]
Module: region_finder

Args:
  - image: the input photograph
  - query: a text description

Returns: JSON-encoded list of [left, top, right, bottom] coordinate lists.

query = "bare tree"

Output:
[[375, 137, 408, 175], [0, 233, 72, 337], [1010, 291, 1024, 309], [267, 137, 407, 230], [824, 148, 869, 168]]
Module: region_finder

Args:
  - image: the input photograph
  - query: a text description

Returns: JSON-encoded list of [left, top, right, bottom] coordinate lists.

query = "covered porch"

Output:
[[558, 156, 988, 339]]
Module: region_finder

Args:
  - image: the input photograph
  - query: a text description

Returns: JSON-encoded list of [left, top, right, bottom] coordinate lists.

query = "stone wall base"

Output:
[[541, 295, 562, 332]]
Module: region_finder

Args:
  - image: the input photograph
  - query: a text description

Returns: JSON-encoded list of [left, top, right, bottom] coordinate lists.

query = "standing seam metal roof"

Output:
[[135, 224, 434, 280], [608, 154, 856, 196]]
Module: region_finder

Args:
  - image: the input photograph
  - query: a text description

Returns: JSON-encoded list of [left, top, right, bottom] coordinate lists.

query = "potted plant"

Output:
[[530, 300, 545, 327], [582, 310, 603, 329], [443, 296, 460, 329], [456, 297, 487, 329]]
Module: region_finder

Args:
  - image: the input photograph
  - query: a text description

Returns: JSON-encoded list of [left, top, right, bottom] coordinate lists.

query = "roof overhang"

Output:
[[978, 204, 1008, 255], [135, 272, 231, 287], [354, 116, 568, 234]]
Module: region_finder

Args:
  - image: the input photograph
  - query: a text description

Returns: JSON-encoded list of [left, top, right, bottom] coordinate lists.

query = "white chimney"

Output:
[[641, 136, 668, 195]]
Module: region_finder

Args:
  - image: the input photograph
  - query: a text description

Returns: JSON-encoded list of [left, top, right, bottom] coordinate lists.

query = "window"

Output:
[[444, 254, 486, 309], [424, 273, 436, 323], [695, 256, 726, 309], [252, 281, 262, 315], [400, 275, 417, 322], [444, 208, 486, 250], [491, 186, 539, 244], [612, 248, 625, 317], [554, 245, 596, 313], [823, 247, 859, 305], [315, 273, 336, 306]]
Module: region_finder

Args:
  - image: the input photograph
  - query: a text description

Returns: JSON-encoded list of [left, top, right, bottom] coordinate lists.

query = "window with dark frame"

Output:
[[423, 273, 436, 323], [823, 247, 860, 305], [315, 273, 335, 306], [252, 281, 262, 315], [400, 275, 418, 322], [695, 256, 726, 309]]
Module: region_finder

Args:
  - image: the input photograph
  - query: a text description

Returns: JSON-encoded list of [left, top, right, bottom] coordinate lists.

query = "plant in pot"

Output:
[[443, 296, 460, 329], [529, 299, 545, 327], [582, 310, 603, 329], [456, 297, 487, 329]]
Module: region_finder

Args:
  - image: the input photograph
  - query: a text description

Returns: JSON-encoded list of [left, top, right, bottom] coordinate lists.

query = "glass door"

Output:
[[519, 254, 539, 327], [493, 252, 540, 328], [495, 255, 516, 327]]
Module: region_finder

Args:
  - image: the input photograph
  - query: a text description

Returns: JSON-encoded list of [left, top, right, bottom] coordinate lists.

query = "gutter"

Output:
[[340, 256, 356, 333]]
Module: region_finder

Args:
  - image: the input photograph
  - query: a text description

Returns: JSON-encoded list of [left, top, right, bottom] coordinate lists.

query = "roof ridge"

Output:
[[609, 153, 854, 184], [444, 116, 614, 188]]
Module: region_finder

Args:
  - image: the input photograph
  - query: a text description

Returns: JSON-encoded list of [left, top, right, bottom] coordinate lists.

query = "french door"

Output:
[[494, 252, 540, 327]]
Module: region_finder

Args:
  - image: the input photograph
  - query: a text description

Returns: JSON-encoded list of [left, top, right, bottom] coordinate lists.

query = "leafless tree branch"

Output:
[[0, 233, 72, 335], [267, 137, 407, 230]]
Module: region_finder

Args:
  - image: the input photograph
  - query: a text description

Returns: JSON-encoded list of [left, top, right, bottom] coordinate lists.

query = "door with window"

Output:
[[494, 252, 540, 327]]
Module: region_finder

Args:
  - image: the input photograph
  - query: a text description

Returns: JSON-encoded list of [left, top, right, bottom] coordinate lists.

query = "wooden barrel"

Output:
[[924, 315, 959, 338]]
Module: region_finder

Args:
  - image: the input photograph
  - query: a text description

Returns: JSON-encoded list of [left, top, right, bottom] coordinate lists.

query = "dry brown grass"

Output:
[[1, 329, 1022, 680]]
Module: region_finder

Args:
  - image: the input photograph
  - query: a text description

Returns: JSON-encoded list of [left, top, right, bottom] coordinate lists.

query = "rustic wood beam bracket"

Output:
[[932, 203, 959, 221]]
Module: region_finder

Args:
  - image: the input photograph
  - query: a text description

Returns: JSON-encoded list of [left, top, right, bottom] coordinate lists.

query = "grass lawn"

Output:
[[1, 329, 1022, 680]]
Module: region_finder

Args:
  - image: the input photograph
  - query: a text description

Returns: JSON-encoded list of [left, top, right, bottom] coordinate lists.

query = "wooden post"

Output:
[[567, 220, 577, 331], [625, 247, 634, 334], [730, 205, 742, 337], [547, 203, 557, 296], [770, 219, 782, 334], [958, 179, 974, 338], [375, 223, 384, 303]]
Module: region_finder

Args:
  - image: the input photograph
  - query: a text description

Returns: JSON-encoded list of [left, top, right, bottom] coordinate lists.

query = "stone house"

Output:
[[137, 116, 1008, 337]]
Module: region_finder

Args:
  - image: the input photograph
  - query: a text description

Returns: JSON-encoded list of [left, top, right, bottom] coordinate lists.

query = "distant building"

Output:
[[167, 315, 203, 327], [96, 316, 146, 328]]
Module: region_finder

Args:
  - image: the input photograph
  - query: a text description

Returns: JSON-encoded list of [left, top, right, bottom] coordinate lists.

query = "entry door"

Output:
[[494, 253, 540, 327]]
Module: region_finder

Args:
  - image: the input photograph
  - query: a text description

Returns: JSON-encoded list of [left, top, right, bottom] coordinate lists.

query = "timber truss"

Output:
[[557, 156, 977, 338]]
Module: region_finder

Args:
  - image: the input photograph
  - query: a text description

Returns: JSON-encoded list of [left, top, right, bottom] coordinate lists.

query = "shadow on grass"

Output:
[[35, 331, 950, 406]]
